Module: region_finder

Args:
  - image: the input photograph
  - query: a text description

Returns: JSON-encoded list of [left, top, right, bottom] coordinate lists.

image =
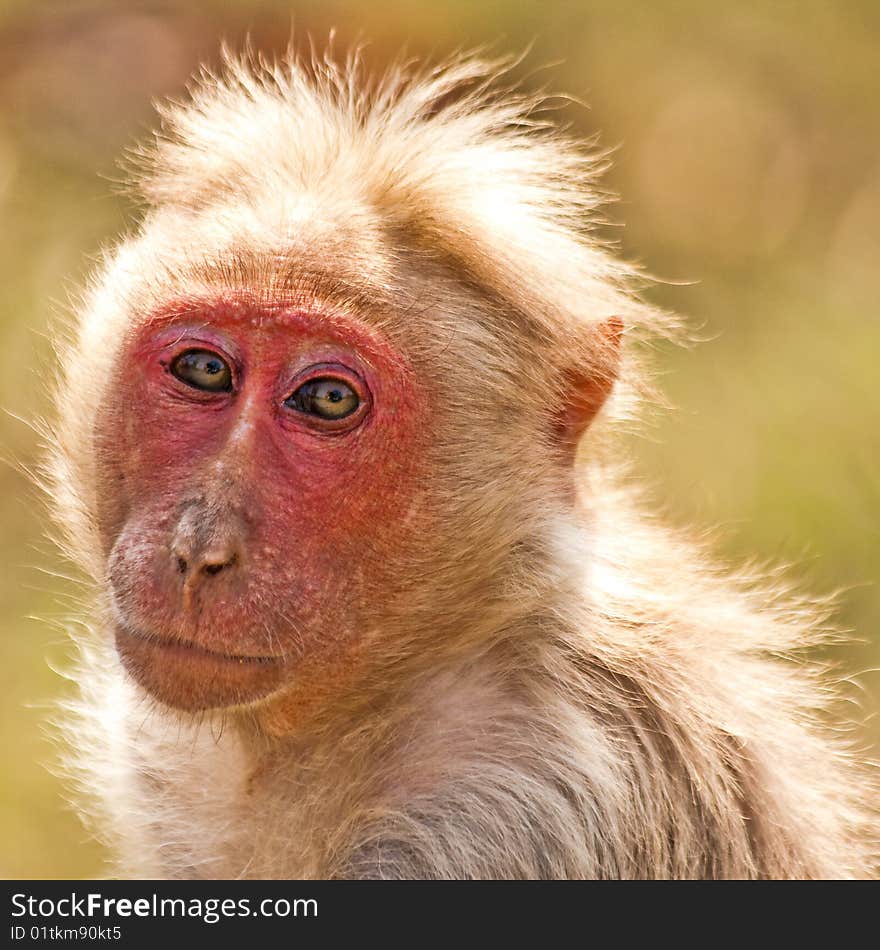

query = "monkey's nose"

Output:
[[171, 503, 246, 600], [173, 543, 240, 606]]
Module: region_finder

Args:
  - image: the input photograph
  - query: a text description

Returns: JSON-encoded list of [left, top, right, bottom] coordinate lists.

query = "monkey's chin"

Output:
[[114, 624, 288, 712]]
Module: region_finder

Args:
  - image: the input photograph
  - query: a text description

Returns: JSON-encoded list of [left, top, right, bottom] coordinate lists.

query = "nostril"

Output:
[[176, 556, 188, 574], [201, 553, 237, 577]]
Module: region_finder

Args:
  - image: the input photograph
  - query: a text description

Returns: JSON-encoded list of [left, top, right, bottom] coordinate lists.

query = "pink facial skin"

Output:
[[96, 297, 427, 713]]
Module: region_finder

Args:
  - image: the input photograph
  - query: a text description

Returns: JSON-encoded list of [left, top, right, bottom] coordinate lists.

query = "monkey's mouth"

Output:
[[114, 624, 288, 712]]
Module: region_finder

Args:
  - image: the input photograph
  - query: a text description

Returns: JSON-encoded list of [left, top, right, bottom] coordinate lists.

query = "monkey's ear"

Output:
[[553, 316, 623, 452]]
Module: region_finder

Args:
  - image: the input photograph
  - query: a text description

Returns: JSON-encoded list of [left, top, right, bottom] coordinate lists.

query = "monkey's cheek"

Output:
[[114, 625, 288, 712]]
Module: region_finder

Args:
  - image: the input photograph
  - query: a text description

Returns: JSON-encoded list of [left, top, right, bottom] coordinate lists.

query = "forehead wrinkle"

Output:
[[136, 247, 396, 327]]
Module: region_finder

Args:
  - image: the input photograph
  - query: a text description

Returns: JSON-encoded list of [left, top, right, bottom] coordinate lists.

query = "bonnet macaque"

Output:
[[48, 51, 877, 878]]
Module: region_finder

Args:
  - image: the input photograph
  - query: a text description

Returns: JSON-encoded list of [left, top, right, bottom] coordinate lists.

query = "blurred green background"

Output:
[[0, 0, 877, 879]]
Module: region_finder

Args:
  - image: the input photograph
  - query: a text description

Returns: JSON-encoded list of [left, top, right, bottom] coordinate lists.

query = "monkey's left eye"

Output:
[[285, 377, 360, 420], [170, 350, 233, 393]]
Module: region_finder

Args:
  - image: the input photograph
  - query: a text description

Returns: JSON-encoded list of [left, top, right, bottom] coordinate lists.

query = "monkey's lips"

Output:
[[114, 624, 288, 711]]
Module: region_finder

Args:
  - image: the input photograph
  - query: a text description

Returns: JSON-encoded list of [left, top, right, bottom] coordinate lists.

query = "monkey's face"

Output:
[[95, 296, 426, 713]]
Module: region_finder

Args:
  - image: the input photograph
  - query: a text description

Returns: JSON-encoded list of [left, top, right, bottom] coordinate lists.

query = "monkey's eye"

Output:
[[285, 377, 360, 420], [170, 349, 233, 393]]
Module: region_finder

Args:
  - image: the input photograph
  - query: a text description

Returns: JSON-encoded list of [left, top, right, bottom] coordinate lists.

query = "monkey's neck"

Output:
[[100, 624, 543, 877]]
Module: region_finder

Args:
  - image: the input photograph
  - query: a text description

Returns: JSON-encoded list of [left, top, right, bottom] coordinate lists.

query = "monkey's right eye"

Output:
[[169, 350, 233, 393]]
